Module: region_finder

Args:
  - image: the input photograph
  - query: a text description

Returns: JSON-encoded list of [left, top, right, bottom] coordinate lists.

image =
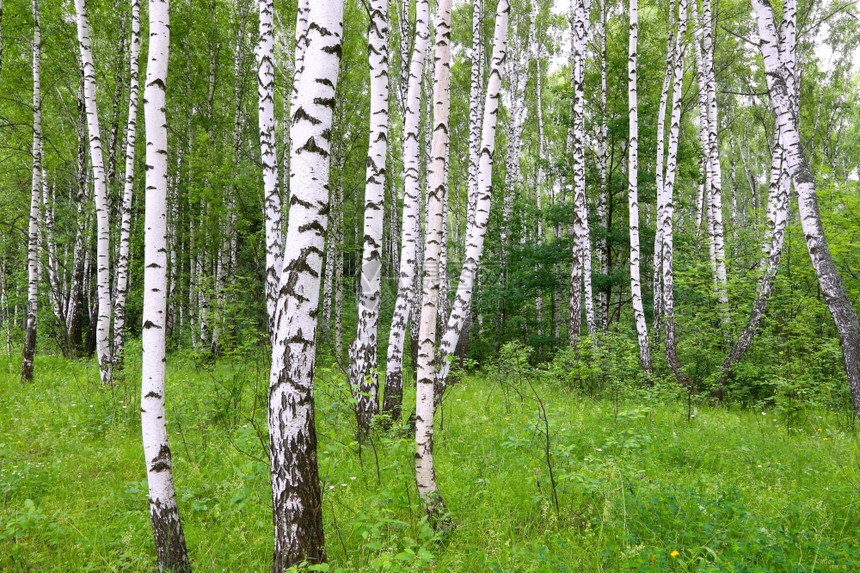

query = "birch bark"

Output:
[[349, 0, 390, 435], [416, 0, 453, 522], [21, 0, 41, 383], [628, 0, 651, 372], [113, 0, 141, 373], [753, 0, 860, 417], [75, 0, 113, 385], [384, 0, 430, 421], [140, 1, 191, 570], [436, 0, 510, 388], [268, 0, 343, 566]]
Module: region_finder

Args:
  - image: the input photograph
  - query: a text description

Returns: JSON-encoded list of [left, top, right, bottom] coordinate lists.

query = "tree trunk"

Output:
[[753, 0, 860, 417], [416, 0, 453, 523], [436, 0, 509, 389], [113, 0, 141, 374], [349, 0, 389, 436], [268, 0, 343, 566], [384, 0, 430, 422], [21, 0, 41, 383], [75, 0, 113, 385], [140, 1, 192, 571], [258, 0, 282, 339], [628, 0, 651, 372]]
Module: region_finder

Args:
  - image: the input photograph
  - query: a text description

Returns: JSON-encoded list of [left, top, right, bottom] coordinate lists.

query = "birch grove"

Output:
[[1, 0, 859, 568]]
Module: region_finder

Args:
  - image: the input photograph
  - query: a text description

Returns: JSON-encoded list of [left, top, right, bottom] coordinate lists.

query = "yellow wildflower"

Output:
[[670, 550, 680, 558]]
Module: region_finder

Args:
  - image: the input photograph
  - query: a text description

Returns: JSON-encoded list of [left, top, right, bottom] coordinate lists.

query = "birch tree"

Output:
[[268, 0, 343, 566], [21, 0, 41, 383], [752, 0, 860, 417], [113, 0, 142, 373], [436, 0, 510, 390], [660, 0, 688, 383], [416, 0, 453, 523], [628, 0, 651, 372], [257, 0, 282, 337], [75, 0, 113, 386], [349, 0, 389, 435], [384, 0, 430, 421], [140, 1, 191, 570]]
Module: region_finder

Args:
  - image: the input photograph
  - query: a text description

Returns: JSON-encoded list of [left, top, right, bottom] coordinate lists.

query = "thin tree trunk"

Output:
[[113, 0, 141, 374], [628, 0, 651, 372], [258, 0, 282, 338], [21, 0, 41, 383], [596, 0, 609, 334], [662, 0, 688, 384], [349, 0, 389, 436], [384, 0, 430, 421], [75, 0, 113, 385], [268, 0, 343, 566], [415, 0, 453, 522], [140, 1, 191, 570], [436, 0, 510, 389]]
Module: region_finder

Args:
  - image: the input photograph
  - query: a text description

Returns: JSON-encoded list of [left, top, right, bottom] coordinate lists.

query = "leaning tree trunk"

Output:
[[140, 1, 192, 571], [349, 0, 389, 436], [258, 0, 282, 338], [21, 0, 41, 383], [75, 0, 113, 386], [753, 0, 860, 417], [435, 0, 509, 390], [384, 0, 430, 421], [113, 0, 141, 374], [268, 0, 343, 567], [715, 0, 795, 389], [416, 0, 454, 523], [628, 0, 651, 373]]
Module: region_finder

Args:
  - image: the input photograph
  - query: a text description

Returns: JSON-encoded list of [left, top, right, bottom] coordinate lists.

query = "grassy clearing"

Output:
[[2, 347, 860, 572]]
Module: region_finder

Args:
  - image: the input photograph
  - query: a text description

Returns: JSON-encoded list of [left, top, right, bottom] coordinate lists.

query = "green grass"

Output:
[[2, 346, 860, 572]]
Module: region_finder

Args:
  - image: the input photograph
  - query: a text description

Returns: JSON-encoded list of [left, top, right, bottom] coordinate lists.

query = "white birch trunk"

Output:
[[21, 0, 41, 382], [75, 0, 113, 385], [596, 0, 609, 333], [628, 0, 651, 372], [140, 1, 191, 570], [467, 0, 484, 235], [268, 0, 343, 566], [349, 0, 389, 435], [661, 0, 687, 383], [416, 0, 453, 521], [753, 0, 860, 417], [258, 0, 282, 338], [436, 0, 510, 388], [383, 0, 429, 421], [113, 0, 141, 373]]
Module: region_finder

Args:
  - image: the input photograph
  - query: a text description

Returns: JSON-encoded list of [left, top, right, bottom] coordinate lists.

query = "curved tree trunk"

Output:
[[753, 0, 860, 417], [268, 0, 343, 567], [140, 1, 192, 571]]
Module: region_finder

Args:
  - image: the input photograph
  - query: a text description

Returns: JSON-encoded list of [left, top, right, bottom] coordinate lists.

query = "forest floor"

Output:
[[2, 347, 860, 572]]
